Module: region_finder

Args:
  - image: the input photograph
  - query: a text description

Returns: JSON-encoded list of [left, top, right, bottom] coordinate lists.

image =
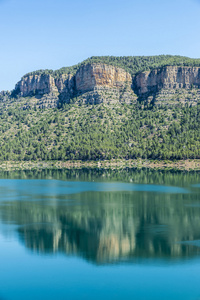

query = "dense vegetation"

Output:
[[0, 96, 200, 161], [22, 55, 200, 79]]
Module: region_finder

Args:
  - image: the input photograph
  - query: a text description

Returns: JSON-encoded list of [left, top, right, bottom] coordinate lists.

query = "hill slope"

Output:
[[0, 100, 199, 161], [1, 55, 200, 162]]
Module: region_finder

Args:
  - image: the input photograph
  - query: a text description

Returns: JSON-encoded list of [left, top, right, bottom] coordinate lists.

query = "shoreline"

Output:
[[0, 159, 200, 171]]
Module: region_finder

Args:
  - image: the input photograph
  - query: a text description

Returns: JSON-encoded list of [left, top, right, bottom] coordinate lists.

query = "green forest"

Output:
[[0, 99, 200, 161]]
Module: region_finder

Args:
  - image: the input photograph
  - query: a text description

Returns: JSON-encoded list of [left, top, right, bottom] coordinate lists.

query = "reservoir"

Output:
[[0, 169, 200, 300]]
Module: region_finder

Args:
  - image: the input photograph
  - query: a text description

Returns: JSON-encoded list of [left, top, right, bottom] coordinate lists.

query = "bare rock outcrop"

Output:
[[55, 73, 75, 94], [15, 74, 58, 97], [75, 63, 132, 93], [13, 63, 200, 107], [14, 63, 133, 105], [15, 63, 132, 98], [134, 66, 200, 94]]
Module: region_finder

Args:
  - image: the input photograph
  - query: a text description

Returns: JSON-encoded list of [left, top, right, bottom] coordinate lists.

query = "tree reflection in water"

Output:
[[0, 168, 200, 264]]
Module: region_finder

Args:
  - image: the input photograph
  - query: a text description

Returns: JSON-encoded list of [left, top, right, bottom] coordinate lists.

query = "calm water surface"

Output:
[[0, 169, 200, 300]]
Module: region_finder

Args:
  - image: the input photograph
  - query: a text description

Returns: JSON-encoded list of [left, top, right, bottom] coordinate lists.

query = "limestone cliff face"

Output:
[[15, 74, 58, 97], [55, 73, 75, 94], [15, 73, 76, 97], [135, 66, 200, 94], [14, 64, 200, 106], [75, 63, 132, 93], [14, 63, 134, 105], [15, 63, 132, 98]]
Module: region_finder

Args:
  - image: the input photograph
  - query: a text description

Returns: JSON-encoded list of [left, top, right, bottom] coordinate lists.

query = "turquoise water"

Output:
[[0, 169, 200, 299]]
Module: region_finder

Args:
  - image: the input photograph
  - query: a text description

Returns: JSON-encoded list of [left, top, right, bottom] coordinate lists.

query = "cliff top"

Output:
[[22, 55, 200, 79]]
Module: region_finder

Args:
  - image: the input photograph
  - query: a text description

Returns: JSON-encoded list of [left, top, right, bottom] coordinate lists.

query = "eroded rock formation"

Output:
[[15, 63, 132, 98], [134, 66, 200, 94], [15, 74, 58, 96], [13, 63, 200, 107], [75, 63, 132, 92]]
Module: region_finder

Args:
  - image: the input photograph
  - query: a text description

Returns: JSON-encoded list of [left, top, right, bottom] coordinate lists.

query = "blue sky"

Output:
[[0, 0, 200, 90]]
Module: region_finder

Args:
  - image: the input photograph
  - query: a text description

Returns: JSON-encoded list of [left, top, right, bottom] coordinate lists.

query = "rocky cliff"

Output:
[[75, 63, 132, 92], [134, 66, 200, 94], [13, 63, 200, 107], [15, 74, 58, 96], [15, 63, 133, 103], [15, 73, 75, 97]]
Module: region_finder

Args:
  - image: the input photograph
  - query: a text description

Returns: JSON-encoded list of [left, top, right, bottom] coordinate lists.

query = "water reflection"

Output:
[[0, 169, 200, 264]]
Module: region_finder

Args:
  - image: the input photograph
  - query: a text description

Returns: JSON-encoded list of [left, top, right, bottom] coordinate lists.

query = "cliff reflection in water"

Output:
[[0, 169, 200, 264]]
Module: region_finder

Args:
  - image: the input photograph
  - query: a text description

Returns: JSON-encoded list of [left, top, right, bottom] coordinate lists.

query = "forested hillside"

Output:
[[1, 55, 200, 162], [0, 100, 200, 161]]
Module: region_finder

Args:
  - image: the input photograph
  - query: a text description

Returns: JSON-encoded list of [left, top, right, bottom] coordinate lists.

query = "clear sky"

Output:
[[0, 0, 200, 91]]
